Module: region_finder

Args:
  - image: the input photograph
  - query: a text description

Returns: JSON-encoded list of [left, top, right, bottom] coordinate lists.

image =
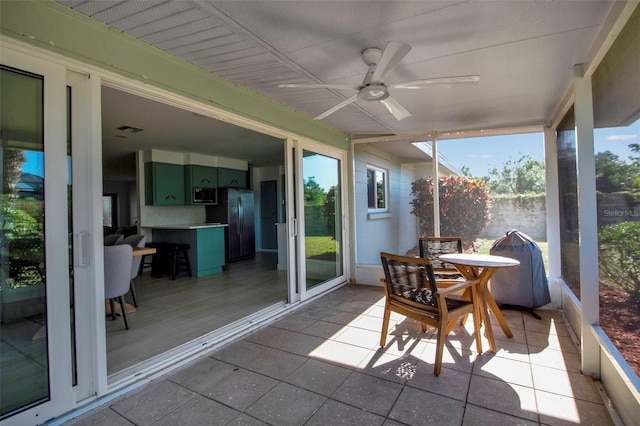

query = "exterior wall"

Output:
[[353, 144, 417, 285], [481, 197, 547, 241]]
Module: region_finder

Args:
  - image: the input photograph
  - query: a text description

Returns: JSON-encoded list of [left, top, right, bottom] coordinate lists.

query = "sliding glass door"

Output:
[[1, 44, 101, 425], [0, 63, 52, 421], [288, 140, 347, 299]]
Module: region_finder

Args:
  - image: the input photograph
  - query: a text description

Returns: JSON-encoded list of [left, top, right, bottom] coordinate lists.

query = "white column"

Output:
[[574, 64, 600, 377], [432, 135, 440, 237], [543, 127, 562, 307]]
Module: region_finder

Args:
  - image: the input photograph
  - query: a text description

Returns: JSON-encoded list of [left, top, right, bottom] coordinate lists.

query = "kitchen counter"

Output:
[[150, 225, 226, 276], [149, 223, 228, 230]]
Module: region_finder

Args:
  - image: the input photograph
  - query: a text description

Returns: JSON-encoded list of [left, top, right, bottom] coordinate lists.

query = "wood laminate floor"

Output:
[[106, 251, 288, 374]]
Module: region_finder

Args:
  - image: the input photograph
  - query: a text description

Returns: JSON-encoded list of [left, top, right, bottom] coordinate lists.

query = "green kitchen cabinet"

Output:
[[152, 226, 225, 276], [218, 167, 247, 188], [196, 227, 225, 275], [185, 165, 218, 205], [186, 165, 218, 188], [145, 162, 185, 205]]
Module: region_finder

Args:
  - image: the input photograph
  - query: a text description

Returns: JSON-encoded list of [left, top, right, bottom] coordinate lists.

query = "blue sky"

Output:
[[434, 116, 639, 178], [435, 132, 544, 178], [594, 117, 640, 160], [23, 151, 44, 176]]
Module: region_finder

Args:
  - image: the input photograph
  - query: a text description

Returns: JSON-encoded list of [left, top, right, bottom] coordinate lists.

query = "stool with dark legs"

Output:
[[148, 242, 192, 280], [170, 243, 192, 280]]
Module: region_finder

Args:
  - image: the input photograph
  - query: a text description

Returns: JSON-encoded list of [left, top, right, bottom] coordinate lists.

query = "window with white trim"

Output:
[[367, 165, 388, 211]]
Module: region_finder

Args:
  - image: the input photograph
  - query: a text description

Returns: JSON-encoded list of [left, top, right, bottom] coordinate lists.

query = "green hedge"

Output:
[[598, 221, 640, 302]]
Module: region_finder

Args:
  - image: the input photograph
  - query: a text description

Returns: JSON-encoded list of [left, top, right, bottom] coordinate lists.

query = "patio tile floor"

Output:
[[68, 284, 617, 425]]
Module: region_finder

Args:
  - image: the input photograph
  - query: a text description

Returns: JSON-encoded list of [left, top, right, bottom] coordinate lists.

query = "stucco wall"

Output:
[[353, 144, 418, 267], [481, 197, 547, 241]]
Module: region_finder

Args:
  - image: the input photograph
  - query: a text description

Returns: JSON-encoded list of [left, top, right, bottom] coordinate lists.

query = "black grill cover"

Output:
[[489, 230, 550, 308]]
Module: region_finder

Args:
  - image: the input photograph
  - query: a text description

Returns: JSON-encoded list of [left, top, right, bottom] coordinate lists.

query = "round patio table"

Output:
[[439, 253, 520, 352]]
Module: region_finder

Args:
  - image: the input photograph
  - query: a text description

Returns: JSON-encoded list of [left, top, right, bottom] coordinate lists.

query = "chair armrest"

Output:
[[434, 278, 464, 287], [435, 279, 479, 297]]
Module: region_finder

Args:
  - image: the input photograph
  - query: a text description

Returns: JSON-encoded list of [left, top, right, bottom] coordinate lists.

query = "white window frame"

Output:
[[366, 164, 388, 212]]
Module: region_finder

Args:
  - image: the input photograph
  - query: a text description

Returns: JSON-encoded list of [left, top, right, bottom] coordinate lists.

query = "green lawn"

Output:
[[303, 235, 549, 271], [476, 238, 549, 272], [305, 236, 338, 257]]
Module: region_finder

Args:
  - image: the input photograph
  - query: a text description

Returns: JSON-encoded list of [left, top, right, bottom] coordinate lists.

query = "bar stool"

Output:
[[139, 242, 156, 276], [169, 243, 192, 280], [150, 242, 192, 280]]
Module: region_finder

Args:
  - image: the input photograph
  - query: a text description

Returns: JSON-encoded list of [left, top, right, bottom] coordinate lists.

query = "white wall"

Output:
[[103, 180, 132, 227], [353, 144, 418, 284]]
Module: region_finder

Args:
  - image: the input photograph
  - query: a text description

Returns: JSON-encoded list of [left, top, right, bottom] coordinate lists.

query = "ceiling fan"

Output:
[[278, 41, 479, 121]]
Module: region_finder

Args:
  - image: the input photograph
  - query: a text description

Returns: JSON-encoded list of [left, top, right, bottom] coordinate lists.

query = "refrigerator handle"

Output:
[[237, 196, 243, 235]]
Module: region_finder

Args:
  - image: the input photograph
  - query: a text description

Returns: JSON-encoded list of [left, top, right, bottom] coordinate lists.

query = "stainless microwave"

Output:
[[193, 187, 217, 204]]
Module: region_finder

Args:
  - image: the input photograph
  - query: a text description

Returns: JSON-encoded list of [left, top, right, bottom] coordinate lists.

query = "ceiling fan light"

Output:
[[359, 84, 389, 101]]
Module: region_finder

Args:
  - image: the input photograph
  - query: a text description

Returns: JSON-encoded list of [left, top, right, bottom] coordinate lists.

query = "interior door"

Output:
[[1, 46, 76, 424], [260, 180, 278, 249]]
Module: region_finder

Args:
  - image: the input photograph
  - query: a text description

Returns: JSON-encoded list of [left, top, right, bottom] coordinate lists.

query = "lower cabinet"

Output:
[[152, 227, 225, 276]]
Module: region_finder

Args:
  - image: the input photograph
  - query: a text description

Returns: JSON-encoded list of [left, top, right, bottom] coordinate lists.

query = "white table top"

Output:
[[439, 253, 520, 268]]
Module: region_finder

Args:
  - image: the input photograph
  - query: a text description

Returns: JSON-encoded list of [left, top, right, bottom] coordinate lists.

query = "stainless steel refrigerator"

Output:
[[206, 188, 255, 262]]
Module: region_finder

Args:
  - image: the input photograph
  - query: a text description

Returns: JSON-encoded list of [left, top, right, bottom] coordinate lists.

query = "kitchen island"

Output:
[[149, 223, 227, 277]]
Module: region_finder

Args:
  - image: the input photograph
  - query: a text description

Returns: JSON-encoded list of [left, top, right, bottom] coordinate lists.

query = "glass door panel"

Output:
[[301, 150, 343, 292], [0, 66, 49, 419]]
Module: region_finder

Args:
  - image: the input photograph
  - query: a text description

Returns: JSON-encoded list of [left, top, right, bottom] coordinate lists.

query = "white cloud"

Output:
[[607, 134, 638, 141]]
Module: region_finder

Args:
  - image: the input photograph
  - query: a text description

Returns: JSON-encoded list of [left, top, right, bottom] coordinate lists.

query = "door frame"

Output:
[[287, 138, 350, 301], [66, 69, 108, 402], [2, 40, 75, 425]]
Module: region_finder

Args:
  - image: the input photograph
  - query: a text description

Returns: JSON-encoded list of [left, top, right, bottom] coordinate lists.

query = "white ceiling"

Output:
[[57, 0, 618, 177], [101, 86, 284, 179]]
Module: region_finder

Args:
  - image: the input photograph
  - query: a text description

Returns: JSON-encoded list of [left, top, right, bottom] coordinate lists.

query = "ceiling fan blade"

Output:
[[315, 94, 359, 120], [370, 41, 411, 83], [380, 97, 411, 121], [391, 75, 480, 89], [278, 83, 359, 91]]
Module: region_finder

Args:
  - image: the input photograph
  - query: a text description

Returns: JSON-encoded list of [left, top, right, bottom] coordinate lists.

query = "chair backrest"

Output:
[[104, 234, 124, 246], [418, 237, 463, 271], [116, 234, 146, 279], [104, 244, 133, 299], [117, 234, 145, 248], [380, 252, 439, 306]]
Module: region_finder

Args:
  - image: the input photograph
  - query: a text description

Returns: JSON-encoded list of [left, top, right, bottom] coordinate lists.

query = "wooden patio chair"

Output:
[[418, 237, 464, 283], [379, 252, 483, 376]]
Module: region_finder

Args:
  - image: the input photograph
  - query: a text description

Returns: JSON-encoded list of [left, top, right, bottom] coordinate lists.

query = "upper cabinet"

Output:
[[142, 151, 248, 205], [186, 165, 218, 189], [184, 165, 218, 205], [218, 167, 247, 188], [145, 162, 185, 205]]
